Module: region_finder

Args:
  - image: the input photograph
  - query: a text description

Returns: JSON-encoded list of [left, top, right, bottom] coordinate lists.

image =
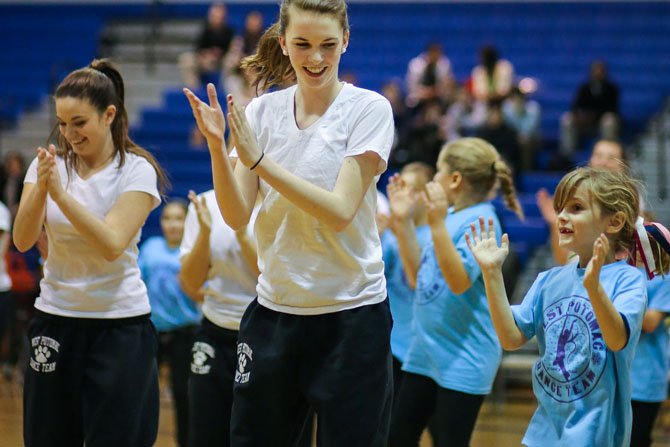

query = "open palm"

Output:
[[466, 216, 509, 270], [422, 181, 448, 226], [584, 234, 608, 292], [387, 174, 416, 221], [183, 83, 226, 146]]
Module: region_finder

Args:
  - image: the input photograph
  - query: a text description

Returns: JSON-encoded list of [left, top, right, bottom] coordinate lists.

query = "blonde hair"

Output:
[[438, 138, 523, 219], [400, 161, 435, 189], [553, 167, 641, 255], [241, 0, 349, 91]]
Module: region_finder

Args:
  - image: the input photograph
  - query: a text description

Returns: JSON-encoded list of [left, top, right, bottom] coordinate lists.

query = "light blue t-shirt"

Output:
[[382, 224, 432, 363], [631, 271, 670, 402], [512, 260, 647, 447], [403, 202, 502, 395], [139, 236, 201, 332]]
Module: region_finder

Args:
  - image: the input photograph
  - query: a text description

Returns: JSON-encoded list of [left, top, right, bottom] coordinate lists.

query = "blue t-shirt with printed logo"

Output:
[[511, 260, 646, 447], [139, 236, 200, 332], [631, 271, 670, 402], [382, 224, 432, 363], [402, 202, 502, 395]]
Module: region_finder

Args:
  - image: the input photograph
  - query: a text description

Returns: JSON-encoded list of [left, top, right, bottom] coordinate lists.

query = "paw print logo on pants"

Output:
[[34, 345, 51, 363], [191, 342, 215, 375], [235, 343, 253, 384], [238, 353, 247, 373], [29, 336, 60, 373]]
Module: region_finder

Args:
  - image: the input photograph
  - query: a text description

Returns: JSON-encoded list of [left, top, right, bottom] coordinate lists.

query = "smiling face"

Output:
[[55, 96, 115, 161], [556, 183, 611, 263], [160, 202, 187, 247], [589, 140, 626, 172], [279, 5, 348, 92]]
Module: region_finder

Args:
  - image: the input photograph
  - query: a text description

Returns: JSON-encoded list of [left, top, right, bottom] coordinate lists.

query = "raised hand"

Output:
[[226, 95, 262, 168], [422, 181, 448, 226], [183, 83, 226, 147], [584, 233, 609, 293], [465, 216, 509, 271], [188, 190, 212, 233], [35, 146, 52, 192], [386, 173, 416, 222], [536, 188, 557, 226], [44, 145, 63, 197]]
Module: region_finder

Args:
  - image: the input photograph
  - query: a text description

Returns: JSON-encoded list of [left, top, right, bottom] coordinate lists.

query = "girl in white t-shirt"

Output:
[[183, 1, 394, 444], [13, 59, 167, 447]]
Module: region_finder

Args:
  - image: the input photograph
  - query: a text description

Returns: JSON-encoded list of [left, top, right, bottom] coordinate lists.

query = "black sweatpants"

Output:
[[390, 372, 484, 447], [231, 298, 393, 447], [23, 310, 159, 447], [158, 325, 197, 447], [631, 400, 662, 447]]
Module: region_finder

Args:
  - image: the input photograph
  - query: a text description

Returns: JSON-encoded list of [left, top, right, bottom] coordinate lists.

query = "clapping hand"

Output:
[[183, 83, 226, 148], [584, 234, 608, 293], [188, 190, 212, 233], [387, 173, 417, 222], [226, 95, 262, 168], [465, 216, 509, 271], [421, 181, 448, 226]]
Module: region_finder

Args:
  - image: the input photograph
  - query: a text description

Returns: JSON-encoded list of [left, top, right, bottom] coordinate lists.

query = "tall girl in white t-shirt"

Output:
[[13, 59, 167, 447], [183, 1, 395, 444]]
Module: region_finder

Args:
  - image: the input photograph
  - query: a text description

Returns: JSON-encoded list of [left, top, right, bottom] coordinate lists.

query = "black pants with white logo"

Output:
[[231, 298, 393, 447], [188, 317, 238, 447], [23, 311, 159, 447]]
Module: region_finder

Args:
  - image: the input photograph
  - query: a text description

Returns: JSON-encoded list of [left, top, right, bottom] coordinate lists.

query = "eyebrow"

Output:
[[56, 115, 85, 121], [292, 37, 338, 42]]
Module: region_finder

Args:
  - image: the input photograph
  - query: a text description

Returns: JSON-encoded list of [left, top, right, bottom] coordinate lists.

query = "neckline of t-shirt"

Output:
[[574, 258, 627, 273], [287, 82, 350, 133], [74, 152, 120, 183]]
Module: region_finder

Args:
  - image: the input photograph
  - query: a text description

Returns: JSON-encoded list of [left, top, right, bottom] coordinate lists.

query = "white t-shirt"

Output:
[[244, 82, 394, 315], [0, 201, 11, 292], [180, 190, 258, 330], [25, 152, 160, 318]]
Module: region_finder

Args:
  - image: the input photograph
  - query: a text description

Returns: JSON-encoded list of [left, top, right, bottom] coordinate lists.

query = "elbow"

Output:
[[13, 232, 34, 253], [103, 249, 124, 262], [499, 336, 525, 351]]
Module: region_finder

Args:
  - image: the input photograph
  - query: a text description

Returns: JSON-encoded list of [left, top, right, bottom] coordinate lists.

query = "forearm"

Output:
[[394, 220, 421, 289], [13, 186, 47, 252], [255, 157, 361, 232], [236, 231, 260, 277], [430, 223, 471, 295], [180, 231, 211, 293], [481, 267, 527, 350], [587, 284, 628, 351], [50, 191, 128, 261], [209, 145, 254, 230]]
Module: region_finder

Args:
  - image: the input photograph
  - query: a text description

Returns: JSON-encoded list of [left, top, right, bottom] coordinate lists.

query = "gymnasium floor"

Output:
[[1, 374, 670, 446]]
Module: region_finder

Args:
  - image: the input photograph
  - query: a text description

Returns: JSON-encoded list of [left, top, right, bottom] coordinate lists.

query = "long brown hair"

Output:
[[241, 0, 349, 92], [48, 58, 169, 195]]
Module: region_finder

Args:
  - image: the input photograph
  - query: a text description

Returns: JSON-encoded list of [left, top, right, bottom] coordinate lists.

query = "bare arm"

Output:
[[583, 234, 628, 351], [226, 94, 383, 233], [424, 182, 471, 295], [387, 174, 421, 288], [13, 149, 50, 251], [235, 226, 260, 277], [642, 309, 665, 333], [467, 217, 527, 350], [184, 85, 257, 230], [179, 191, 212, 301]]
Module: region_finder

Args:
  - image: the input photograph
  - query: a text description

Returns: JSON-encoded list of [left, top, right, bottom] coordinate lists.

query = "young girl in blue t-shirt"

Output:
[[388, 137, 523, 447], [629, 219, 670, 447], [468, 167, 648, 446]]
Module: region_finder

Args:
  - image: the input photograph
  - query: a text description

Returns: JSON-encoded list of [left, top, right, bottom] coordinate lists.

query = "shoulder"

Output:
[[121, 151, 154, 172], [249, 86, 293, 111], [339, 84, 392, 119]]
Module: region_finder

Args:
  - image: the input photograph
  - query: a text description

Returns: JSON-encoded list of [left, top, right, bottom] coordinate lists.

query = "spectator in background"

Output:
[[0, 151, 26, 220], [179, 2, 235, 89], [471, 45, 514, 103], [382, 79, 412, 168], [476, 100, 521, 176], [241, 10, 264, 58], [560, 60, 620, 155], [442, 85, 487, 142], [0, 201, 11, 375], [503, 86, 541, 171], [405, 42, 454, 110]]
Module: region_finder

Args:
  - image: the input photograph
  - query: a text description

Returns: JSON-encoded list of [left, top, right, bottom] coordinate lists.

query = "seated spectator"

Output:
[[0, 151, 26, 220], [442, 85, 487, 141], [405, 42, 454, 109], [503, 86, 541, 171], [178, 2, 235, 89], [560, 60, 620, 155], [223, 10, 265, 79], [476, 100, 521, 176], [381, 79, 411, 167], [471, 45, 514, 103]]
